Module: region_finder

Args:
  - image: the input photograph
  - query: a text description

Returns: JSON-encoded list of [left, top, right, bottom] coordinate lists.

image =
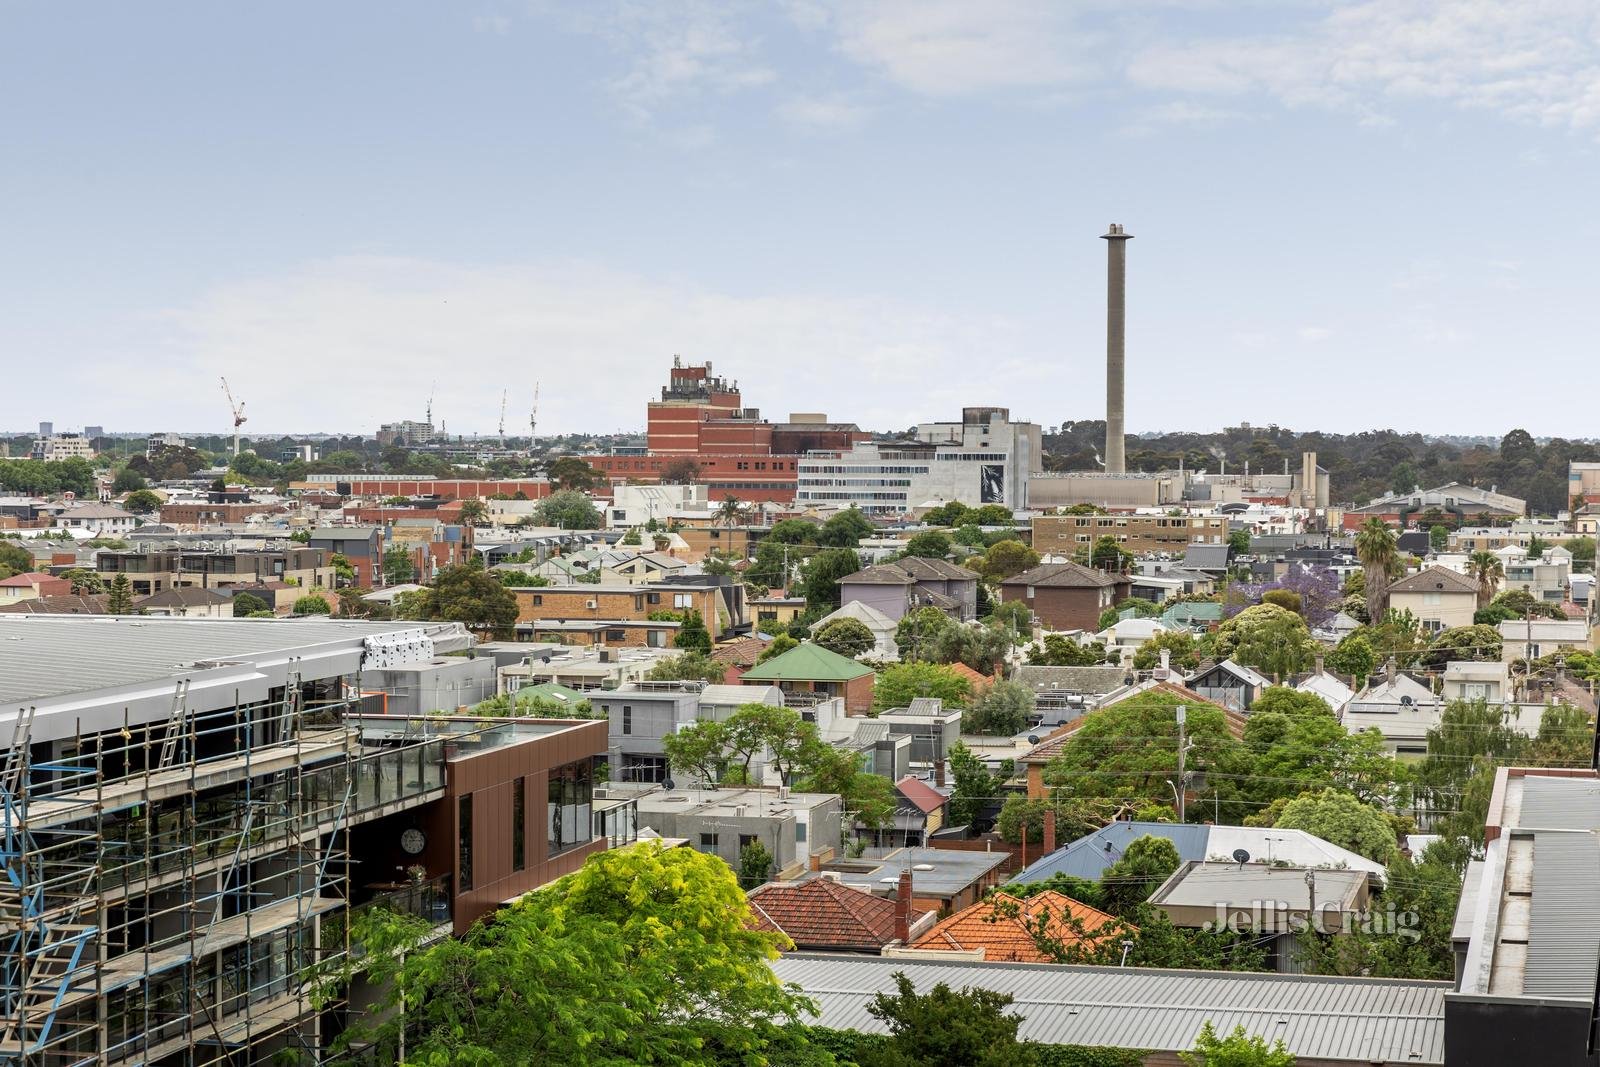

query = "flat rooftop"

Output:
[[0, 615, 474, 742]]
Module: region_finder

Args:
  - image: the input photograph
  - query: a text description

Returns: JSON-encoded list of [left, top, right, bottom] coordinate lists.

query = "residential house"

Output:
[[307, 527, 384, 586], [0, 572, 71, 604], [619, 784, 843, 875], [837, 558, 980, 623], [1294, 670, 1355, 715], [1017, 683, 1243, 799], [512, 582, 732, 642], [1497, 618, 1592, 662], [1386, 567, 1479, 634], [1094, 616, 1167, 665], [910, 891, 1122, 963], [822, 847, 1009, 913], [1342, 671, 1442, 755], [58, 502, 137, 536], [1012, 665, 1129, 728], [878, 698, 964, 771], [1000, 561, 1129, 632], [0, 594, 109, 615], [592, 681, 784, 785], [134, 587, 236, 618], [1149, 861, 1371, 972], [1186, 660, 1268, 711], [517, 618, 682, 648], [1341, 482, 1526, 529], [750, 594, 807, 629], [1182, 542, 1232, 576], [881, 776, 948, 848], [710, 635, 768, 684], [748, 877, 932, 953], [739, 643, 876, 714], [810, 600, 900, 660], [1011, 821, 1388, 887], [498, 644, 676, 692], [1501, 548, 1571, 609], [1158, 600, 1224, 631]]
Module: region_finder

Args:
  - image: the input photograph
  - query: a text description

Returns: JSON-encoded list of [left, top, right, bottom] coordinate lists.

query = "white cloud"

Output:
[[813, 0, 1106, 95], [1297, 325, 1334, 342], [130, 256, 1031, 436], [775, 92, 872, 129], [1127, 0, 1600, 131], [573, 1, 777, 120]]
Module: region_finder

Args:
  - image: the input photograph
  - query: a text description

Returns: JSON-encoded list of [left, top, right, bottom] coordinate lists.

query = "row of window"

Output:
[[796, 491, 912, 502], [799, 465, 931, 475], [794, 478, 913, 488]]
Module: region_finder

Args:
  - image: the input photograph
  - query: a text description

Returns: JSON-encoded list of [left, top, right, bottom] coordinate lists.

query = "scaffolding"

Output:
[[0, 669, 394, 1067]]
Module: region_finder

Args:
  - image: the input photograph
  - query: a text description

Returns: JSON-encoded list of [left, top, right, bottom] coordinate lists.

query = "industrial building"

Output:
[[0, 616, 612, 1065], [587, 359, 867, 503]]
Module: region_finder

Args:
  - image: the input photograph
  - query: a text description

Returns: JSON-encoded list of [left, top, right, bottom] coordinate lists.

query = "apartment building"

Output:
[[96, 544, 336, 596], [1033, 512, 1229, 556], [29, 433, 94, 461], [796, 408, 1042, 516], [511, 578, 744, 640], [0, 616, 613, 1065]]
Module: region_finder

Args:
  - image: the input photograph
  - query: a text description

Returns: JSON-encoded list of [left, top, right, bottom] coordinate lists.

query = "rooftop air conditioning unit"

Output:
[[585, 599, 598, 609]]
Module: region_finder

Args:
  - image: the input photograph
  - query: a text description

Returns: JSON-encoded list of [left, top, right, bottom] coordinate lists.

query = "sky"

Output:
[[4, 1, 1599, 440]]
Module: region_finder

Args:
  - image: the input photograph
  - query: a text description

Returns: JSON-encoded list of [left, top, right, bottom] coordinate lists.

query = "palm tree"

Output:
[[457, 499, 489, 526], [1354, 518, 1398, 622], [1467, 550, 1504, 610], [716, 495, 745, 528]]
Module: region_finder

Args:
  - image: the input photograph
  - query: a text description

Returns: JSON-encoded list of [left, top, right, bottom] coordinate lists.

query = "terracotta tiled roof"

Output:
[[944, 661, 991, 687], [895, 776, 948, 815], [0, 572, 56, 587], [912, 891, 1124, 962], [748, 879, 925, 950], [711, 635, 769, 665]]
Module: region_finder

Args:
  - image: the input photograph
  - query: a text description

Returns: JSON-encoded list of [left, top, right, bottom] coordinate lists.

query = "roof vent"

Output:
[[912, 863, 934, 872]]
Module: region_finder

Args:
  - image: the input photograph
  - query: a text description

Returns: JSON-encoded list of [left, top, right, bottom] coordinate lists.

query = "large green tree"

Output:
[[801, 548, 863, 613], [873, 662, 973, 712], [1215, 604, 1317, 679], [1355, 518, 1399, 621], [1272, 788, 1397, 863], [415, 559, 519, 638], [861, 972, 1035, 1067], [813, 617, 876, 658], [326, 843, 815, 1065], [963, 679, 1034, 736], [536, 489, 603, 530]]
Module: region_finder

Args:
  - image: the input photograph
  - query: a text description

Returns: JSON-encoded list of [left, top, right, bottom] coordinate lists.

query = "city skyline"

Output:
[[6, 2, 1599, 437]]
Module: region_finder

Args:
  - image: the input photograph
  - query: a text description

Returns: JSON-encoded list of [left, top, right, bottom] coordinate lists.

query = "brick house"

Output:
[[1000, 561, 1129, 632], [739, 643, 876, 714], [838, 557, 980, 623], [512, 583, 732, 639]]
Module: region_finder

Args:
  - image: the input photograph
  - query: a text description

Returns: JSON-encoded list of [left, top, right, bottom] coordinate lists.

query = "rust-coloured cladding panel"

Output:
[[444, 720, 610, 934]]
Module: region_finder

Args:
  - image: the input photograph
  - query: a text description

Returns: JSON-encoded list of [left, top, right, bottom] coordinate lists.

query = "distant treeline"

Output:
[[1043, 421, 1594, 514]]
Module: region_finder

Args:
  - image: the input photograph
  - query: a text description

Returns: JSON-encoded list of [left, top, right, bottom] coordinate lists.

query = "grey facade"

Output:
[[622, 785, 844, 872], [593, 681, 784, 785]]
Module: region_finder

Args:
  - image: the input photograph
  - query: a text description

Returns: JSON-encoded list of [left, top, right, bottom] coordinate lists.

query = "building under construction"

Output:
[[1, 616, 613, 1066]]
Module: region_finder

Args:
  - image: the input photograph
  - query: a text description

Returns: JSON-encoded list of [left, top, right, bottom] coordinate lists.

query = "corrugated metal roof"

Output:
[[1523, 830, 1600, 998], [770, 953, 1447, 1064], [1518, 776, 1600, 831]]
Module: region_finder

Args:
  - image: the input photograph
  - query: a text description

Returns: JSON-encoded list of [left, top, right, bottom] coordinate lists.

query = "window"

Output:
[[647, 592, 661, 605], [674, 593, 693, 609], [531, 594, 542, 606], [795, 821, 807, 842], [512, 778, 526, 872], [1465, 683, 1487, 700], [1423, 592, 1441, 606], [606, 628, 627, 641], [700, 832, 720, 848], [1026, 586, 1035, 598], [458, 794, 474, 891], [646, 630, 667, 648], [622, 705, 632, 734], [547, 760, 593, 856]]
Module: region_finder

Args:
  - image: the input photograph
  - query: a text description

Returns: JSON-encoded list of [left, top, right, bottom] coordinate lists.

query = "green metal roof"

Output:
[[520, 681, 589, 704], [738, 642, 874, 683]]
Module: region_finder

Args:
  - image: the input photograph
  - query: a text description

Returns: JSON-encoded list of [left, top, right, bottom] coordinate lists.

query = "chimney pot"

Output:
[[1043, 808, 1057, 854], [894, 870, 913, 944]]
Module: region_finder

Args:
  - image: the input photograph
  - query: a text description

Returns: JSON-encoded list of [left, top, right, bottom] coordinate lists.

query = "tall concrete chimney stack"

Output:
[[1101, 223, 1132, 475]]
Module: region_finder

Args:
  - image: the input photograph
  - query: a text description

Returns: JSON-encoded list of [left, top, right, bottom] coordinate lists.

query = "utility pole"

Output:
[[1305, 868, 1317, 923], [1175, 704, 1192, 823]]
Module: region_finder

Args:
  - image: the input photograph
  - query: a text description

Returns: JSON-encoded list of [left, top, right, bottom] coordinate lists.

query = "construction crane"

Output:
[[529, 382, 540, 444], [220, 377, 247, 456], [498, 389, 507, 449], [426, 380, 436, 428]]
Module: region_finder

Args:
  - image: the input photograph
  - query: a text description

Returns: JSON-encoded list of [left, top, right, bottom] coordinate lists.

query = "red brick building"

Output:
[[290, 477, 550, 501], [587, 360, 867, 504]]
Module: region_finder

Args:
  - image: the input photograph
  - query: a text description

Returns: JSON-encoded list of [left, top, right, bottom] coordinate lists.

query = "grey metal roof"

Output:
[[769, 953, 1447, 1064], [1524, 830, 1600, 998], [850, 847, 1007, 896], [0, 616, 472, 741], [1150, 862, 1368, 912], [1518, 776, 1600, 831], [1012, 821, 1212, 883]]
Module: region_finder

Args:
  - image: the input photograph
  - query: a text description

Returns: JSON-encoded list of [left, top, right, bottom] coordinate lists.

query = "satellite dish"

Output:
[[663, 778, 676, 790], [1232, 848, 1251, 868], [1027, 735, 1040, 745], [1400, 695, 1414, 706]]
